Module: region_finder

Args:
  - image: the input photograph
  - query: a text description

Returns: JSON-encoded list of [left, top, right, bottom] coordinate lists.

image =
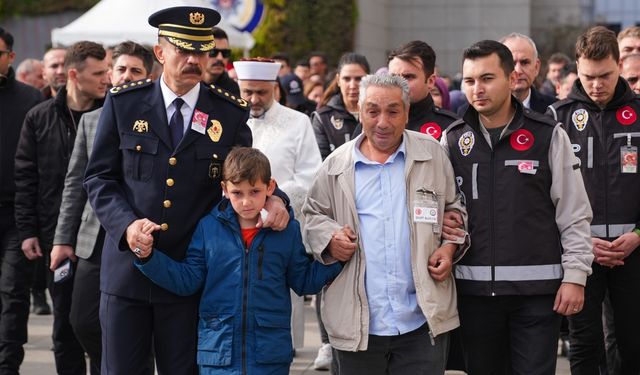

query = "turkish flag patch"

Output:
[[510, 129, 535, 151], [420, 122, 442, 140], [616, 106, 636, 126]]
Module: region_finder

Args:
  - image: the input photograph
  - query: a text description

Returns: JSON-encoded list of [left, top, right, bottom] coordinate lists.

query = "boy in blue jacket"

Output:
[[132, 147, 343, 374]]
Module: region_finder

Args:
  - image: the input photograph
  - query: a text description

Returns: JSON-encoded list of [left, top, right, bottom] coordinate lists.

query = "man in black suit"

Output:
[[84, 6, 289, 374], [500, 33, 556, 114]]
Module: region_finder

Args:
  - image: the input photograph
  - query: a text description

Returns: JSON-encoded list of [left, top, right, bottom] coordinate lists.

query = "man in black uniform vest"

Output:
[[84, 6, 289, 374], [547, 26, 640, 374], [442, 40, 593, 375], [353, 40, 458, 141]]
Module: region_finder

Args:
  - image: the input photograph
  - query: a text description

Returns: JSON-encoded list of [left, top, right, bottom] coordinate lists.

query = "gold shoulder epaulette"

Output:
[[109, 78, 153, 95], [209, 84, 248, 109]]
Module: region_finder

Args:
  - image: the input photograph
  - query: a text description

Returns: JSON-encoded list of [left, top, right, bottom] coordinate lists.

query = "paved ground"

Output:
[[21, 299, 571, 374]]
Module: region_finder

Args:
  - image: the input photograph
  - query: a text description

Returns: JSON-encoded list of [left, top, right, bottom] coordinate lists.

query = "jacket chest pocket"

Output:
[[120, 132, 159, 182], [195, 145, 228, 187]]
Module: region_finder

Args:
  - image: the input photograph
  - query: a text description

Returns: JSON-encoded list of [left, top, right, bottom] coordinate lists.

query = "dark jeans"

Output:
[[45, 244, 86, 375], [335, 323, 449, 375], [0, 206, 33, 375], [569, 249, 640, 375], [69, 234, 102, 375], [458, 294, 561, 375]]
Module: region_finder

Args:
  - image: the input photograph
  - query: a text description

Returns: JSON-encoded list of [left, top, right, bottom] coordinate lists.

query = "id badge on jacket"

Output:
[[621, 134, 638, 174], [413, 188, 440, 234]]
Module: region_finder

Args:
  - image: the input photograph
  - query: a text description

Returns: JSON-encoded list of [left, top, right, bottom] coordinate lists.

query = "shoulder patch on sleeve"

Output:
[[109, 78, 153, 95], [209, 84, 248, 109]]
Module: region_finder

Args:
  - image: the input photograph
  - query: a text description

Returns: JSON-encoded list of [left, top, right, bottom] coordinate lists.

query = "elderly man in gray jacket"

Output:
[[303, 74, 469, 375]]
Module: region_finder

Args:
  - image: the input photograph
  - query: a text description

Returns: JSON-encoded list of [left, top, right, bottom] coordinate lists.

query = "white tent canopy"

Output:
[[51, 0, 255, 51]]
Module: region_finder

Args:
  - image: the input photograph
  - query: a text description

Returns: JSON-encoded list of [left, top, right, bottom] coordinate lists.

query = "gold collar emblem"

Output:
[[133, 120, 149, 133]]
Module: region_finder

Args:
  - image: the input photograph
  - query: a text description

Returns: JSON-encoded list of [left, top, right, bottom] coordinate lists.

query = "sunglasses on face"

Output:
[[209, 48, 231, 58]]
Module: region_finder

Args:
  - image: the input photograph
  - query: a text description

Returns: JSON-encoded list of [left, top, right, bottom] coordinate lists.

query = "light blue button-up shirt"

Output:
[[353, 134, 426, 336]]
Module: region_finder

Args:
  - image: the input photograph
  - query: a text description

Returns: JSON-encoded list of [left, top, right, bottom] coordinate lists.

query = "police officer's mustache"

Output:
[[211, 60, 225, 67], [182, 66, 202, 75]]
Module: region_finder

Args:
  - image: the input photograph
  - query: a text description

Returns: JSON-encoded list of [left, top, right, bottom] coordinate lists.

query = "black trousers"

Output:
[[569, 249, 640, 375], [335, 323, 449, 375], [69, 231, 103, 375], [458, 294, 561, 375], [100, 293, 198, 375], [46, 244, 86, 375], [0, 206, 33, 375]]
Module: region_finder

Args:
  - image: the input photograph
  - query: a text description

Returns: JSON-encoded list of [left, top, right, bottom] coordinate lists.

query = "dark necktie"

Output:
[[169, 98, 185, 149]]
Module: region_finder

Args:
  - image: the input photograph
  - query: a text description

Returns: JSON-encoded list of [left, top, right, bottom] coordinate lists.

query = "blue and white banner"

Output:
[[209, 0, 264, 32]]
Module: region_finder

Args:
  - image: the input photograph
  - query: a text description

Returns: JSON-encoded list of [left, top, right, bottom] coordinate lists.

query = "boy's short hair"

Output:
[[575, 26, 619, 62], [223, 147, 271, 185]]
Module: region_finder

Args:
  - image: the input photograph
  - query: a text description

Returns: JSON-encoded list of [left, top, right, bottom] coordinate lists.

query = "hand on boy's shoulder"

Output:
[[258, 196, 289, 231]]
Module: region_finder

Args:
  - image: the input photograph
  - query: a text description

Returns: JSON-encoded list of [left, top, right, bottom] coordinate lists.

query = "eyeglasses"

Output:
[[0, 50, 11, 56], [209, 48, 231, 58]]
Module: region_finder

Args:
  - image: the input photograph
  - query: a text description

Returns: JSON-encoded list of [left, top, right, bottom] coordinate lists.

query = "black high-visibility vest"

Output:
[[549, 78, 640, 239], [446, 102, 563, 296]]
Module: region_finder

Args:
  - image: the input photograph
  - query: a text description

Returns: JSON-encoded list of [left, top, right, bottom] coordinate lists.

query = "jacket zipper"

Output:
[[600, 111, 610, 237], [490, 147, 496, 296], [257, 245, 264, 280], [241, 245, 249, 375]]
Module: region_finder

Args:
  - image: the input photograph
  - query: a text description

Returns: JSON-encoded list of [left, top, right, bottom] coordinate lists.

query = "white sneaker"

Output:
[[313, 343, 332, 371]]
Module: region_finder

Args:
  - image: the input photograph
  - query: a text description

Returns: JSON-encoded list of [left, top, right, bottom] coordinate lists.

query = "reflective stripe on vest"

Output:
[[590, 223, 636, 238], [455, 264, 563, 281]]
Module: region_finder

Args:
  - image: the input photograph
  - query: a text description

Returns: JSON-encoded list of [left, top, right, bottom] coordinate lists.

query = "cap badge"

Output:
[[133, 120, 149, 133], [190, 12, 205, 25]]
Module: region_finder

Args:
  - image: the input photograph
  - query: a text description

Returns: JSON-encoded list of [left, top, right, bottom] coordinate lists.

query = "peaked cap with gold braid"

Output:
[[148, 6, 221, 52]]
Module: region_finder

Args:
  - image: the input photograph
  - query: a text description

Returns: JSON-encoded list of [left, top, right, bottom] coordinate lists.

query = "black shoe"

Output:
[[31, 290, 51, 315]]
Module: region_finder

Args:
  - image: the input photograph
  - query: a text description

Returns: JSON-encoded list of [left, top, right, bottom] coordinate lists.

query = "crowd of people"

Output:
[[0, 4, 639, 375]]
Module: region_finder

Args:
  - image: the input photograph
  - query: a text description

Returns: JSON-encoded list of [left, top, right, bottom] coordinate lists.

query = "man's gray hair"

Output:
[[358, 73, 410, 109], [16, 58, 41, 75], [500, 32, 539, 60]]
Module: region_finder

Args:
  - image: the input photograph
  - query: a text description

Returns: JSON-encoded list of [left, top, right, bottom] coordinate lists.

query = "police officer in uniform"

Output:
[[442, 40, 593, 375], [547, 26, 640, 374], [353, 40, 458, 141], [84, 7, 289, 374]]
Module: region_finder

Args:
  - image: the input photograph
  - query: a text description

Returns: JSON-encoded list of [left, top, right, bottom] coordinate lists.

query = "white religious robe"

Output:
[[248, 101, 322, 217], [247, 101, 322, 349]]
